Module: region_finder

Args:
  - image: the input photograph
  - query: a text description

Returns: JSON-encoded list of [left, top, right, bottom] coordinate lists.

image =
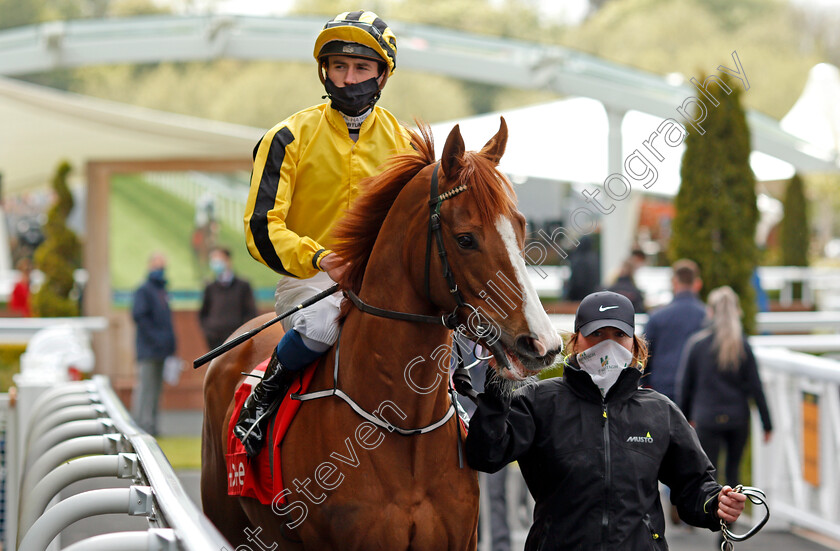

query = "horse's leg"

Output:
[[200, 381, 254, 545]]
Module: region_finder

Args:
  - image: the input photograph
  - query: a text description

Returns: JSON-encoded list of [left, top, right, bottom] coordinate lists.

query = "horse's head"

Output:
[[333, 117, 562, 380], [421, 118, 562, 379]]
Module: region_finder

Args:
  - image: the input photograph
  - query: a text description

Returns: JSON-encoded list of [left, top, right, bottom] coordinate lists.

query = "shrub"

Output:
[[32, 161, 82, 317], [670, 73, 758, 332]]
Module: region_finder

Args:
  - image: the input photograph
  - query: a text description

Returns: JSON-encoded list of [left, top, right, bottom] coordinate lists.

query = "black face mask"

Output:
[[324, 76, 381, 116]]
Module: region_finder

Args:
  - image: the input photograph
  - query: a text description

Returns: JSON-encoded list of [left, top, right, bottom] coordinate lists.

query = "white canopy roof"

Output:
[[431, 97, 797, 197], [781, 63, 840, 155], [0, 76, 261, 192]]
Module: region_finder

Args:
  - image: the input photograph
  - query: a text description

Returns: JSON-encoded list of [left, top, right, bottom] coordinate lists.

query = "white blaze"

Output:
[[494, 216, 562, 353]]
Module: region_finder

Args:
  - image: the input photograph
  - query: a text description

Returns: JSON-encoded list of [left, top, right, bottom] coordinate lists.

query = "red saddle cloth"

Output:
[[226, 359, 317, 504]]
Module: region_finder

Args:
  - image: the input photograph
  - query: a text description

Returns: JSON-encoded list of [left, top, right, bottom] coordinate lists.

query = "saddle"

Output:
[[226, 358, 317, 504]]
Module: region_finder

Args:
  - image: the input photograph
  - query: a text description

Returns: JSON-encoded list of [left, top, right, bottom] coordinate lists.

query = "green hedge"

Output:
[[0, 344, 26, 392]]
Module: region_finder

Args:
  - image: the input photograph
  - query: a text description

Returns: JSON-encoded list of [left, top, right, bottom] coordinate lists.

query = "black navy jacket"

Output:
[[643, 291, 707, 399], [132, 275, 176, 361], [677, 330, 773, 432], [465, 361, 722, 551]]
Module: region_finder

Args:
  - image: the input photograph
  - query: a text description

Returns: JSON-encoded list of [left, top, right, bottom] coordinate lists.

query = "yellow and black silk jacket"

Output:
[[244, 103, 411, 278]]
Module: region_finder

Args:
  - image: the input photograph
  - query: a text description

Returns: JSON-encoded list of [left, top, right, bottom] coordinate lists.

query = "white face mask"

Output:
[[576, 338, 634, 397]]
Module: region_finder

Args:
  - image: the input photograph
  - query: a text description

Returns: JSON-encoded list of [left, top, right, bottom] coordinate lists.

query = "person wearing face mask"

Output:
[[131, 251, 176, 435], [465, 291, 747, 550], [198, 247, 257, 351], [237, 11, 412, 457]]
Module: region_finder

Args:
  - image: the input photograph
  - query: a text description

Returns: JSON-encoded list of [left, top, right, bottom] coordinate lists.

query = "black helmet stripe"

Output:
[[371, 17, 388, 33], [316, 11, 397, 73]]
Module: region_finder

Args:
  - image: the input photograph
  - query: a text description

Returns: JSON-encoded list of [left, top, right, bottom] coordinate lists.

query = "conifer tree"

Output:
[[32, 161, 82, 317], [670, 73, 758, 332], [780, 172, 809, 267]]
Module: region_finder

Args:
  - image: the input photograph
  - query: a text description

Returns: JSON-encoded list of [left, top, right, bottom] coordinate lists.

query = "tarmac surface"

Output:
[[48, 410, 840, 551]]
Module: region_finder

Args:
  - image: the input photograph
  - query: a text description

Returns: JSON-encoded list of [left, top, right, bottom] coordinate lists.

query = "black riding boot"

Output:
[[234, 350, 297, 457]]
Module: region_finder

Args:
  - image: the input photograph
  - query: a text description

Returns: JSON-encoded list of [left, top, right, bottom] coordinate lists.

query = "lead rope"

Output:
[[719, 485, 770, 550]]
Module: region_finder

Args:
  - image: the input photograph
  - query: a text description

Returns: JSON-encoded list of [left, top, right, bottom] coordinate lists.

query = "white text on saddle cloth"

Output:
[[228, 456, 246, 492]]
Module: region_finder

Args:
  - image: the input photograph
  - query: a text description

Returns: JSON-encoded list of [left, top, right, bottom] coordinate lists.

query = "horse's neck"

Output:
[[337, 285, 453, 430]]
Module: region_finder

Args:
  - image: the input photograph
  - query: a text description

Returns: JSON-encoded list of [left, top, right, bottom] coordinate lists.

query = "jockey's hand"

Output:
[[321, 253, 349, 283], [717, 485, 747, 524]]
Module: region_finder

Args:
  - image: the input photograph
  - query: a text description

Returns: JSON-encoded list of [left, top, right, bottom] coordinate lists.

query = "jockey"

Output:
[[236, 11, 412, 457]]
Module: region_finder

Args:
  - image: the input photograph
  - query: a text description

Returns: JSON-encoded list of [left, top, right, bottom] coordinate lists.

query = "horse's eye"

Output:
[[456, 234, 476, 249]]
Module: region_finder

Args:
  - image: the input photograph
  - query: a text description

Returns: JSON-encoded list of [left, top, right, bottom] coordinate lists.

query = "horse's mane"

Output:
[[331, 122, 436, 294], [332, 120, 517, 295]]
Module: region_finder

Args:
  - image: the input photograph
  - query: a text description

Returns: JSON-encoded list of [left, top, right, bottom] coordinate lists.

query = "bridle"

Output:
[[423, 162, 469, 326], [345, 162, 507, 366], [293, 161, 512, 465]]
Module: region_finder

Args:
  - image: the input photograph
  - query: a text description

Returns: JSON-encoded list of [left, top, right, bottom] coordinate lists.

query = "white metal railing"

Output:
[[529, 265, 840, 310], [0, 316, 107, 344], [751, 346, 840, 541], [749, 334, 840, 354], [9, 375, 231, 550], [548, 310, 840, 337]]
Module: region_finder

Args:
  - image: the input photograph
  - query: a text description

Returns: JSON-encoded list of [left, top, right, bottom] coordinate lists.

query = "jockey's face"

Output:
[[326, 55, 384, 88]]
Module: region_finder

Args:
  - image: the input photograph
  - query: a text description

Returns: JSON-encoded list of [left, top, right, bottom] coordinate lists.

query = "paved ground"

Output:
[[47, 410, 840, 550], [158, 408, 204, 436], [500, 475, 840, 551]]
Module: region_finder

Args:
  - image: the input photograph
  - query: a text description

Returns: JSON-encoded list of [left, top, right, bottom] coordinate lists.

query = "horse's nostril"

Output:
[[515, 333, 545, 358]]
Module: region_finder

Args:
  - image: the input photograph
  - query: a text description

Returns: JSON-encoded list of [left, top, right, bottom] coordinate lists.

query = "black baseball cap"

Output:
[[574, 291, 635, 337]]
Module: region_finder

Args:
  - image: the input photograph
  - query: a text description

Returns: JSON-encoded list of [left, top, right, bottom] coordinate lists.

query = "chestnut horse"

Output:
[[201, 119, 562, 550]]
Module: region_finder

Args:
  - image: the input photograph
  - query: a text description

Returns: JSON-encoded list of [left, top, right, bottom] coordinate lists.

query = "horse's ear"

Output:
[[479, 116, 508, 165], [441, 124, 466, 181]]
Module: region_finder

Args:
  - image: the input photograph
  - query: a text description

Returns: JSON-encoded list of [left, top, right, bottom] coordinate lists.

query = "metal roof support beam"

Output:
[[0, 15, 835, 173]]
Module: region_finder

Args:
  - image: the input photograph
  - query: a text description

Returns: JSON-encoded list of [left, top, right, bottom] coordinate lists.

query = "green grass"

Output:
[[109, 174, 278, 295], [157, 435, 202, 470]]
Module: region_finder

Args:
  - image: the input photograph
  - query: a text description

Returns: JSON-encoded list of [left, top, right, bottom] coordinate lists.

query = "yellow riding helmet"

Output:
[[313, 10, 397, 76]]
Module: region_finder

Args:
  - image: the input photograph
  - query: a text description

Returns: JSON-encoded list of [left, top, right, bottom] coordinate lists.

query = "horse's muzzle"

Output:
[[514, 333, 560, 369]]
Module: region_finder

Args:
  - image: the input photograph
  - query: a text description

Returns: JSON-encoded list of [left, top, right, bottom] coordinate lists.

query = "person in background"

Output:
[[629, 247, 647, 271], [563, 234, 600, 301], [643, 258, 705, 400], [465, 291, 746, 550], [606, 257, 646, 313], [131, 252, 176, 436], [199, 247, 257, 350], [677, 286, 773, 489], [9, 257, 32, 317]]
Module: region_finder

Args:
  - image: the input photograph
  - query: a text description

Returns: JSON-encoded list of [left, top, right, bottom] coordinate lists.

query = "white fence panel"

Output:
[[752, 346, 840, 541]]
